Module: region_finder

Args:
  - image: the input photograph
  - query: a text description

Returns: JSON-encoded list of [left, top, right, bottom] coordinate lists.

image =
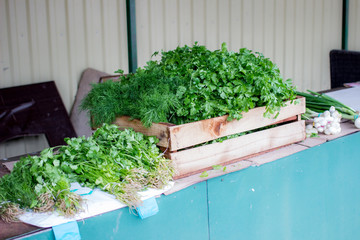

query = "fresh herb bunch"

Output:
[[81, 68, 184, 128], [0, 150, 82, 222], [57, 124, 174, 205], [0, 124, 174, 222], [81, 42, 296, 127]]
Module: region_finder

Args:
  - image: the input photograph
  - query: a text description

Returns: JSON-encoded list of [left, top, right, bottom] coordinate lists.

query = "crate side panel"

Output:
[[170, 120, 305, 177], [168, 97, 305, 150]]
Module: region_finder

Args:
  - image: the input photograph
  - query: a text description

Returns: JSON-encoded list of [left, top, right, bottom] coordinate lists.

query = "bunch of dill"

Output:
[[81, 67, 184, 128]]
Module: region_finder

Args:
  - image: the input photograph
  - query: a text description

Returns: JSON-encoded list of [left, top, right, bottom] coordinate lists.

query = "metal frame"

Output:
[[126, 0, 138, 73]]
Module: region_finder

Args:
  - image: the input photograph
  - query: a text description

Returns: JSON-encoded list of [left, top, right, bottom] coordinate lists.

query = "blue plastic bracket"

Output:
[[52, 221, 81, 240], [136, 197, 159, 219]]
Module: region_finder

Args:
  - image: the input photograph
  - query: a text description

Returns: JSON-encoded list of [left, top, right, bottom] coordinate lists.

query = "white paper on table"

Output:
[[325, 87, 360, 112], [18, 182, 174, 228]]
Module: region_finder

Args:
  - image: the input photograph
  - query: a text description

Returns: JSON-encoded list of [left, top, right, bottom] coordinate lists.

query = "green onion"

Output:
[[297, 90, 358, 120], [297, 90, 360, 129]]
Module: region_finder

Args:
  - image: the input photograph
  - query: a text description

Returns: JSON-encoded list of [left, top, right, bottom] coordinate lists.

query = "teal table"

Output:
[[18, 132, 360, 240]]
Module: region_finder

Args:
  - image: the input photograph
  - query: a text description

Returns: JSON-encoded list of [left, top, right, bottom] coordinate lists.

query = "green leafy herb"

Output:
[[212, 165, 223, 170], [297, 90, 358, 120], [0, 124, 174, 222], [310, 133, 319, 138], [81, 42, 296, 128], [199, 171, 209, 178]]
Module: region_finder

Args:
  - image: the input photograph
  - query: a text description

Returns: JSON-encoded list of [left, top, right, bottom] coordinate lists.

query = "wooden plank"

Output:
[[113, 116, 173, 147], [165, 143, 308, 195], [99, 74, 121, 83], [169, 120, 305, 178], [113, 97, 305, 150], [168, 97, 305, 150]]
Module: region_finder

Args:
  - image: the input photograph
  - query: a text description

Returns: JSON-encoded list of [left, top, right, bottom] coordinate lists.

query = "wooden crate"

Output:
[[113, 97, 306, 179]]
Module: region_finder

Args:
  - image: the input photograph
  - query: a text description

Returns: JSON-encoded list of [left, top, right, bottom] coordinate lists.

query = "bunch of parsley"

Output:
[[0, 124, 174, 222], [81, 42, 296, 127]]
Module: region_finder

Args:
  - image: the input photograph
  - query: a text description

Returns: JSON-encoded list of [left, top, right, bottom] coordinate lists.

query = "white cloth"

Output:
[[325, 87, 360, 112], [19, 182, 173, 228]]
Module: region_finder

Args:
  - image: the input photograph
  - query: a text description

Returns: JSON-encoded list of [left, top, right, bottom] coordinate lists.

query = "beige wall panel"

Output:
[[320, 0, 342, 89], [241, 1, 254, 49], [0, 0, 9, 85], [273, 0, 285, 77], [136, 0, 151, 66], [136, 0, 343, 91], [312, 0, 324, 90], [0, 0, 128, 112], [149, 0, 165, 54], [349, 0, 360, 50], [283, 0, 296, 85], [164, 0, 179, 50], [192, 0, 206, 44], [205, 0, 219, 49], [0, 135, 48, 159], [218, 0, 230, 46], [179, 0, 192, 46], [0, 0, 347, 107], [253, 0, 264, 52], [263, 0, 275, 58], [229, 0, 242, 49]]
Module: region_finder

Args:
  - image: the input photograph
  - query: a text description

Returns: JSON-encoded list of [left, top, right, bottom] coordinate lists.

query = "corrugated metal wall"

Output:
[[0, 0, 346, 112], [0, 0, 129, 111], [349, 0, 360, 50], [136, 0, 343, 92], [0, 0, 129, 158]]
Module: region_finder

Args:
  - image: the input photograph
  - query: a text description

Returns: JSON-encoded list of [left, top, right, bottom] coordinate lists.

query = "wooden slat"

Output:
[[167, 97, 305, 150], [113, 116, 173, 148], [113, 97, 305, 151], [169, 120, 306, 178]]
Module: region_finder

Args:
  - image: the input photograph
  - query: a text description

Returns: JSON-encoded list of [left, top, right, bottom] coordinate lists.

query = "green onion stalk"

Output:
[[296, 90, 360, 128]]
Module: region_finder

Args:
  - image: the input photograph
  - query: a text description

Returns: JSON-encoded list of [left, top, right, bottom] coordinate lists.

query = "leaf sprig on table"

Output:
[[0, 124, 174, 222], [81, 42, 297, 128]]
